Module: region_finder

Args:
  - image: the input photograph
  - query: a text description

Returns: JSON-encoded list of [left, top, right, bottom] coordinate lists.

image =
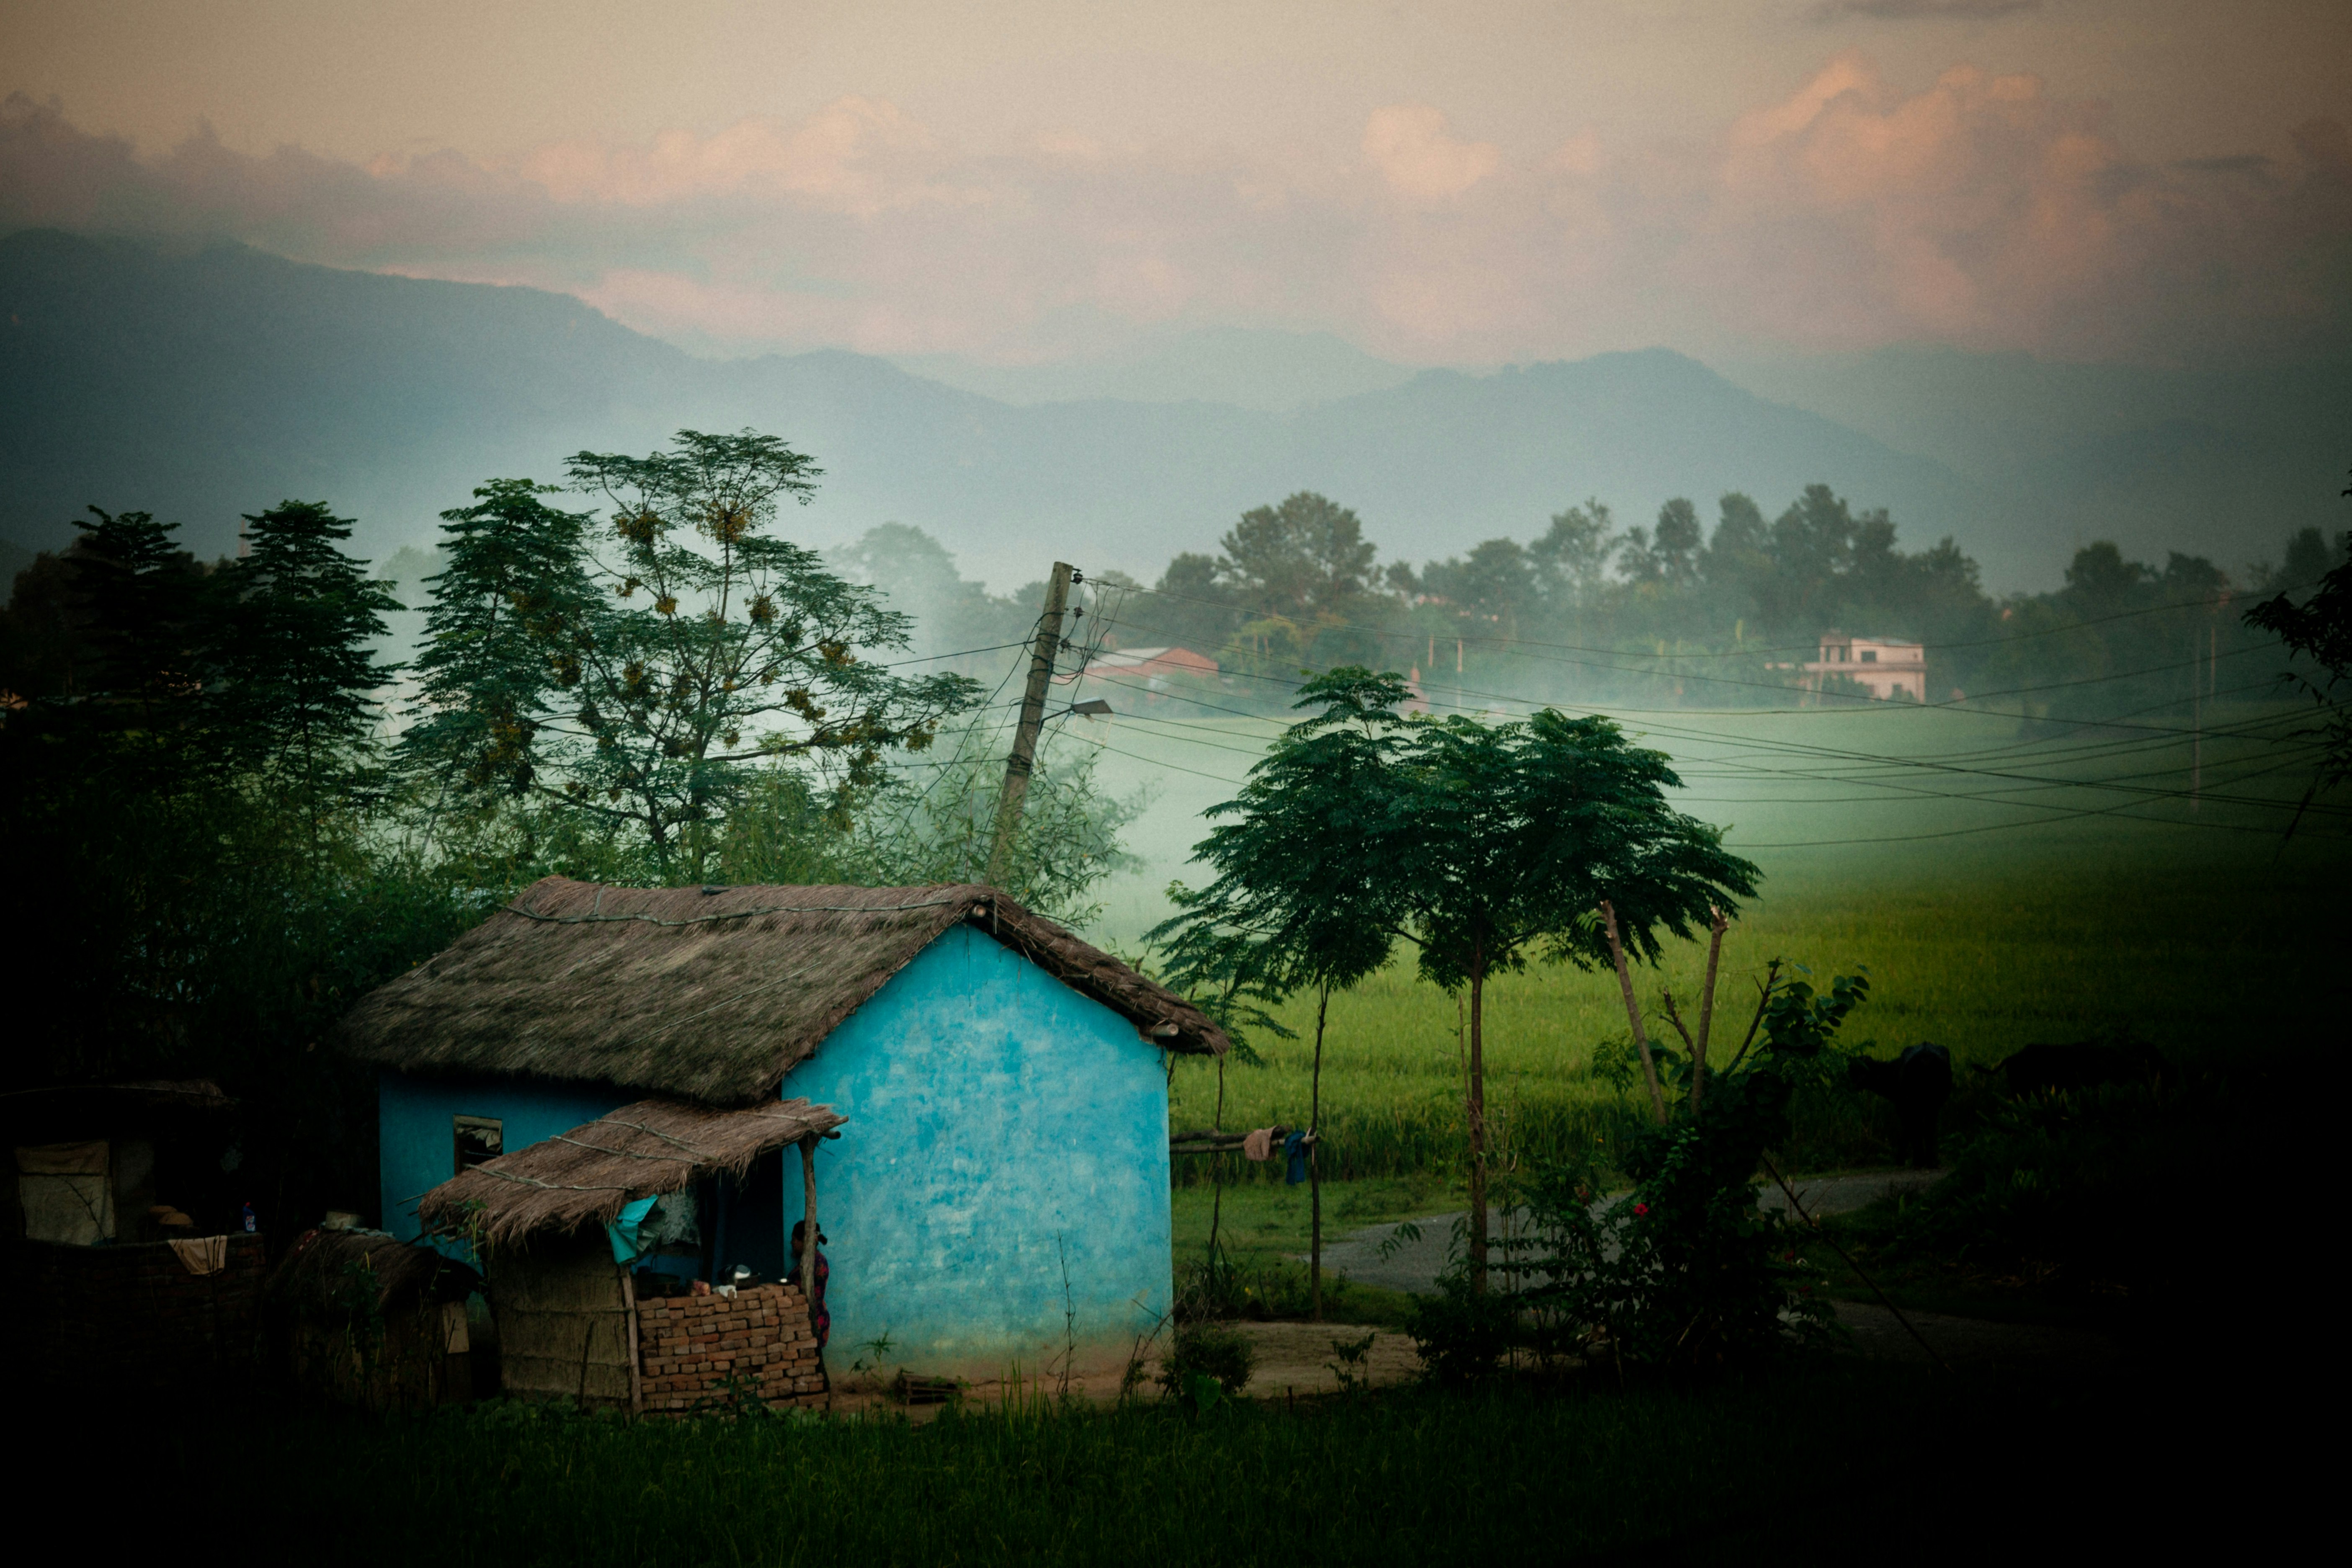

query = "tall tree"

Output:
[[1530, 500, 1619, 611], [1154, 669, 1408, 1316], [211, 500, 404, 828], [2245, 487, 2351, 787], [1387, 705, 1759, 1287], [1166, 668, 1759, 1292], [405, 431, 977, 880], [398, 480, 596, 810], [1216, 491, 1379, 624]]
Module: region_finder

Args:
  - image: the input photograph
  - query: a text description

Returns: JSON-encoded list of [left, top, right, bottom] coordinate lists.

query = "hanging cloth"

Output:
[[604, 1195, 660, 1263], [1241, 1127, 1276, 1162], [169, 1235, 228, 1277], [1284, 1131, 1311, 1186]]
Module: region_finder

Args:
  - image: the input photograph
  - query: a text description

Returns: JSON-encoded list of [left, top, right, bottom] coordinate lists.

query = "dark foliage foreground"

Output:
[[51, 1361, 2289, 1565]]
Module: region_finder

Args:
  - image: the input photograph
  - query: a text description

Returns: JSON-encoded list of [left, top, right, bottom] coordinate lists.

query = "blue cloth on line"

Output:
[[1284, 1131, 1309, 1185], [605, 1195, 660, 1263]]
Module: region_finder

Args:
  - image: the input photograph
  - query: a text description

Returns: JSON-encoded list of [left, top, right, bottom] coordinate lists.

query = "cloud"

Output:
[[1362, 105, 1502, 201], [1812, 0, 2041, 18], [4, 71, 2346, 368]]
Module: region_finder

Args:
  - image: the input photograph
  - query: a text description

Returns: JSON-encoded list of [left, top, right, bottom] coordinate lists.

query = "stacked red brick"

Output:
[[637, 1280, 826, 1413]]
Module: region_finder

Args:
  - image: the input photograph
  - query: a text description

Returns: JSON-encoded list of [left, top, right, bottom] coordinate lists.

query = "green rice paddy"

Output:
[[1065, 698, 2345, 1179]]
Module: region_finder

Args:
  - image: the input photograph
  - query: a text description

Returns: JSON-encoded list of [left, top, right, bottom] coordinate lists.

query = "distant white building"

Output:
[[1797, 632, 1926, 703]]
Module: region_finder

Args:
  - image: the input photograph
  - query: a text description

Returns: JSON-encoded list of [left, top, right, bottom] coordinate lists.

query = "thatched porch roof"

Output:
[[335, 877, 1227, 1106], [415, 1096, 845, 1248]]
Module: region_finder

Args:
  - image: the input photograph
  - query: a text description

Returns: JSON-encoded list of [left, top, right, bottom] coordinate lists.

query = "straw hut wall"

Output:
[[335, 879, 1225, 1106], [488, 1227, 636, 1405]]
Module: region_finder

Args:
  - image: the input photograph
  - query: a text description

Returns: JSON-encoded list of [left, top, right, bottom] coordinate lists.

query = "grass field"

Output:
[[87, 1364, 2272, 1565], [1057, 697, 2347, 1179]]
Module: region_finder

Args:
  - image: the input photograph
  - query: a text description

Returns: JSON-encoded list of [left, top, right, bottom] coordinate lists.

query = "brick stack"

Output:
[[636, 1279, 826, 1414], [2, 1233, 269, 1392]]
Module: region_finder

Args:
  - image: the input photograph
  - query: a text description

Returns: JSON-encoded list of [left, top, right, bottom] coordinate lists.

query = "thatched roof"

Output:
[[263, 1228, 481, 1317], [415, 1096, 844, 1248], [336, 877, 1227, 1106]]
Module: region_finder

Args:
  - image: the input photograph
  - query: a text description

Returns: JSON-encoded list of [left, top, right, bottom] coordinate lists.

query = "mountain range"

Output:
[[3, 228, 2342, 597]]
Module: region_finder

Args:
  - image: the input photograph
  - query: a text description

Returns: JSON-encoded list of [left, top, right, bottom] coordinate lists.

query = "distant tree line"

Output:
[[1109, 486, 2340, 720]]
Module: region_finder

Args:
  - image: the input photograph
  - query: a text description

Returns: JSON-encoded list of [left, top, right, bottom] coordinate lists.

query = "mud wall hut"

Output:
[[338, 878, 1227, 1381]]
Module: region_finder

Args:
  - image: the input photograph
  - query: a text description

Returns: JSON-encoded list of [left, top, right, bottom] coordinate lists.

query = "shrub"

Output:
[[1403, 1272, 1520, 1384], [1159, 1321, 1258, 1411]]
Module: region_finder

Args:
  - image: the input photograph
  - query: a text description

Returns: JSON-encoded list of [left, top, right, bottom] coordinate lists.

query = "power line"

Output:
[[1121, 572, 2301, 665]]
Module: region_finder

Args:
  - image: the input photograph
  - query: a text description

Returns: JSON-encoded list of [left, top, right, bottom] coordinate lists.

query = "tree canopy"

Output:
[[398, 431, 980, 878]]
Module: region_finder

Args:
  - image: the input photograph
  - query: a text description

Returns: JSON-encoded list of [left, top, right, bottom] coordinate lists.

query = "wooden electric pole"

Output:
[[988, 562, 1075, 887]]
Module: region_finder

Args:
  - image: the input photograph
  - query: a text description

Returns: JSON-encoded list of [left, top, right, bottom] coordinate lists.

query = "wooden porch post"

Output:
[[798, 1134, 820, 1305]]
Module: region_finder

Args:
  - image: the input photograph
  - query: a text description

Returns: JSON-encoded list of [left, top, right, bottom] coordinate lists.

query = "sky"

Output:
[[3, 0, 2348, 374]]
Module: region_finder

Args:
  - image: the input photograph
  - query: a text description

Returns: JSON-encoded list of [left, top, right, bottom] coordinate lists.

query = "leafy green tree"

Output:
[[1165, 668, 1759, 1290], [1215, 491, 1378, 623], [830, 522, 1035, 669], [211, 500, 404, 829], [1623, 498, 1702, 588], [405, 432, 978, 881], [1421, 538, 1538, 639], [65, 507, 210, 722], [1155, 670, 1408, 1314], [831, 719, 1141, 928], [2245, 500, 2351, 788], [398, 480, 595, 808], [1529, 500, 1619, 611]]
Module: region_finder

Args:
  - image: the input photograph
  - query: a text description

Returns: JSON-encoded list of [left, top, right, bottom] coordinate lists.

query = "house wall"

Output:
[[777, 923, 1173, 1380], [377, 1073, 626, 1245]]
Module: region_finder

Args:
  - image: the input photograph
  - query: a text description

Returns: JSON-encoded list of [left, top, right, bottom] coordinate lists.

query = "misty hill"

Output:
[[1718, 344, 2351, 577], [0, 228, 2147, 593]]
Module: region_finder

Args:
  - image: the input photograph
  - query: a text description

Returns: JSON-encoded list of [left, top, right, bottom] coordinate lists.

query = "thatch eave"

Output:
[[415, 1096, 845, 1249], [334, 878, 1227, 1105]]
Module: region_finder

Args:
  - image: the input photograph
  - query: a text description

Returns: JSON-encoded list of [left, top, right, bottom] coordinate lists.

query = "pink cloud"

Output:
[[3, 68, 2345, 367], [1362, 105, 1502, 202]]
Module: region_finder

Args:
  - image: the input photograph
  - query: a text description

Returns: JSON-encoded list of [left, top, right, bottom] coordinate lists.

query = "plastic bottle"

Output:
[[242, 1200, 257, 1233]]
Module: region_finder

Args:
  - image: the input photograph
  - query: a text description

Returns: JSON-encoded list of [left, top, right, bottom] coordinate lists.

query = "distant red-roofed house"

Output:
[[1065, 646, 1220, 692]]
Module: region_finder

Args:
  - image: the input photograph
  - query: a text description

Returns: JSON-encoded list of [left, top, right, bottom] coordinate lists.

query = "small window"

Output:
[[1859, 650, 1877, 663], [454, 1116, 503, 1175]]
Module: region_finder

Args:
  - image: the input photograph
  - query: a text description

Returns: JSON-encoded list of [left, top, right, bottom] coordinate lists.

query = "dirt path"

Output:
[[1230, 1320, 1423, 1396], [1311, 1168, 1948, 1296]]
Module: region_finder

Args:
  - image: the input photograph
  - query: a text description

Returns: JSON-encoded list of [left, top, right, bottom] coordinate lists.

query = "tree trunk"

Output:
[[1206, 1054, 1226, 1263], [1601, 901, 1668, 1123], [1467, 944, 1488, 1294], [1692, 905, 1727, 1114], [1310, 981, 1329, 1321]]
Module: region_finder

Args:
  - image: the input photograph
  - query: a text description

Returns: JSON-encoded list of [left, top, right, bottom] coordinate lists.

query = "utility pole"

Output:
[[988, 562, 1075, 887]]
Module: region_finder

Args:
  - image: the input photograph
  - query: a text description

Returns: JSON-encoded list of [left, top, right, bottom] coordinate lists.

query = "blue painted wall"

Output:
[[781, 925, 1172, 1377], [373, 922, 1175, 1375], [378, 1072, 627, 1246]]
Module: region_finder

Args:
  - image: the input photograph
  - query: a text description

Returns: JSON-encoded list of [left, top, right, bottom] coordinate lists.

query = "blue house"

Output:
[[336, 877, 1227, 1384]]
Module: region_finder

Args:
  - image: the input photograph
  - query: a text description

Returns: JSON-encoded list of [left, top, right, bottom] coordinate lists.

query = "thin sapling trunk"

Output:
[[1602, 901, 1668, 1123], [1467, 944, 1489, 1294], [1310, 980, 1329, 1322], [1692, 905, 1727, 1113], [1207, 1053, 1227, 1264]]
